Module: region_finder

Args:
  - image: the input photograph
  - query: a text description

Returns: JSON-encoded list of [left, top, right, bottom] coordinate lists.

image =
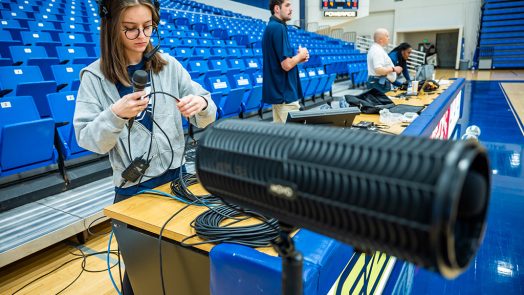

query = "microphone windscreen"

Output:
[[132, 70, 148, 92], [195, 119, 491, 279]]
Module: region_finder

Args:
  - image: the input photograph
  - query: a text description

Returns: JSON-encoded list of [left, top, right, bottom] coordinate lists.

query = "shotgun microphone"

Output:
[[195, 119, 491, 279]]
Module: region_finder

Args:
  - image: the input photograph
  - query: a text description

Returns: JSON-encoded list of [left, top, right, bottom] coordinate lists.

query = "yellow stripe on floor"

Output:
[[330, 251, 396, 295]]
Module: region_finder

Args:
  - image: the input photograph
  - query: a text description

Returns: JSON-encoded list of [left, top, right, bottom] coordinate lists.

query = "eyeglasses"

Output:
[[122, 25, 156, 40]]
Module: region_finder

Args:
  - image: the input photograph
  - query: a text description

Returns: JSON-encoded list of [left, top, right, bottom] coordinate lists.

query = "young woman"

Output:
[[73, 0, 217, 291], [388, 42, 413, 87]]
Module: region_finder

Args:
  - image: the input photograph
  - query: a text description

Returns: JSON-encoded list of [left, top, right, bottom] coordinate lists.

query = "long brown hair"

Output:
[[99, 0, 167, 86]]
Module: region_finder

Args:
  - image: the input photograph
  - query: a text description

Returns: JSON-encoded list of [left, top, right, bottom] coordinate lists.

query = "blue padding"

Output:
[[0, 119, 55, 170], [403, 78, 465, 137], [16, 81, 57, 117], [209, 229, 353, 295], [47, 91, 91, 160]]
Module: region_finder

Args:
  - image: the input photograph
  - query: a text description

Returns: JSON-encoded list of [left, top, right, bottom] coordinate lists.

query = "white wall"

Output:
[[331, 10, 394, 38], [329, 0, 481, 64]]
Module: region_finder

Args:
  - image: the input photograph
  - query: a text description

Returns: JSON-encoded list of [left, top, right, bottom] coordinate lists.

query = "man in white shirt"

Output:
[[366, 28, 403, 93]]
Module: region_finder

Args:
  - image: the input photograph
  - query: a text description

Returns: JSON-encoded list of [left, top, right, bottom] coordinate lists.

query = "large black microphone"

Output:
[[195, 119, 491, 279], [128, 69, 148, 128]]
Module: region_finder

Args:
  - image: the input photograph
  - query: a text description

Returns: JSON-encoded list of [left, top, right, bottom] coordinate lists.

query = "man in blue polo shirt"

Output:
[[262, 0, 309, 123]]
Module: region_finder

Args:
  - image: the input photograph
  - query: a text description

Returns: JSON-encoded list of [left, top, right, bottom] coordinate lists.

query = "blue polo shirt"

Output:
[[262, 16, 303, 104]]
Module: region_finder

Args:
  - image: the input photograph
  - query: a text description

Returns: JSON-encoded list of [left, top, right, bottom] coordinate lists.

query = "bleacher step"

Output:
[[0, 157, 112, 212], [0, 177, 114, 267]]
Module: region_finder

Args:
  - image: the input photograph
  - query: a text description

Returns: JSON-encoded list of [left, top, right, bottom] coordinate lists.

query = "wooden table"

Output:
[[352, 81, 451, 135]]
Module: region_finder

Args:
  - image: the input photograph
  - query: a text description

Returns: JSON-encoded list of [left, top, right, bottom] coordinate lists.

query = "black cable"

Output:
[[170, 172, 223, 205], [131, 70, 158, 195], [158, 201, 196, 295], [86, 216, 111, 237], [11, 247, 120, 295], [139, 117, 175, 178], [118, 247, 124, 295], [181, 204, 280, 248], [146, 91, 180, 102]]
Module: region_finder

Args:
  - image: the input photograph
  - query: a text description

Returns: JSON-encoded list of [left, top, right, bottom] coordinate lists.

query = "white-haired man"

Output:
[[366, 28, 403, 93]]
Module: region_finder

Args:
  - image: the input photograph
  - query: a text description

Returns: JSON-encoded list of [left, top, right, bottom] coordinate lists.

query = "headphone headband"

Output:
[[98, 0, 160, 19]]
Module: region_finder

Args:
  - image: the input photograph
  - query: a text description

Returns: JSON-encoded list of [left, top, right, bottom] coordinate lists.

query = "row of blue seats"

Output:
[[0, 91, 88, 177], [347, 63, 368, 87], [169, 47, 261, 61], [298, 67, 337, 100], [0, 65, 83, 116]]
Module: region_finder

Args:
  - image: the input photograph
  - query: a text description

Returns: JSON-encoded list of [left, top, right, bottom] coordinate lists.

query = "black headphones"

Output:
[[98, 0, 160, 19], [98, 0, 161, 61]]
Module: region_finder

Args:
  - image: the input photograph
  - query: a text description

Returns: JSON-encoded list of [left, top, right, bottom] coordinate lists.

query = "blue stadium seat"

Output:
[[313, 67, 329, 97], [298, 68, 310, 98], [51, 64, 84, 91], [171, 30, 186, 38], [213, 39, 225, 47], [192, 22, 209, 33], [208, 59, 228, 74], [192, 47, 211, 60], [304, 68, 321, 99], [56, 46, 96, 65], [186, 31, 199, 39], [0, 30, 22, 59], [9, 45, 60, 80], [160, 37, 180, 49], [20, 31, 62, 58], [244, 58, 260, 73], [241, 48, 253, 58], [58, 33, 97, 57], [228, 73, 262, 115], [27, 20, 62, 43], [205, 75, 244, 118], [226, 47, 241, 58], [46, 91, 91, 160], [187, 60, 209, 77], [0, 96, 57, 177], [227, 58, 246, 72], [0, 66, 57, 117], [0, 58, 11, 66], [210, 47, 227, 59], [171, 47, 192, 61], [198, 38, 212, 47], [181, 38, 197, 47], [1, 10, 32, 28], [0, 19, 26, 41]]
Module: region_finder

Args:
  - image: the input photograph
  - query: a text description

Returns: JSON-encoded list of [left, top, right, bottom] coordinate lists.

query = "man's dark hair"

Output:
[[269, 0, 285, 15]]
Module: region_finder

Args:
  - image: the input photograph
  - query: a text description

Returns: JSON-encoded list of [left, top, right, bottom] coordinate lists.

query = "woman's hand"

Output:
[[111, 91, 149, 119], [177, 95, 208, 117]]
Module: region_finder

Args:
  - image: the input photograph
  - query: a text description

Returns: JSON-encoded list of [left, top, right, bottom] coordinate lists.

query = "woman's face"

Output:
[[120, 4, 153, 62], [402, 47, 413, 60]]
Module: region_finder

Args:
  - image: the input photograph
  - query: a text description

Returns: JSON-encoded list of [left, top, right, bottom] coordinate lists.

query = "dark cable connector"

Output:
[[121, 156, 150, 183]]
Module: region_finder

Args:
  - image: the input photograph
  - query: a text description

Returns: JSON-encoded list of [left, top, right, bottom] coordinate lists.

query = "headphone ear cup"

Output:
[[97, 0, 109, 18], [154, 0, 160, 15]]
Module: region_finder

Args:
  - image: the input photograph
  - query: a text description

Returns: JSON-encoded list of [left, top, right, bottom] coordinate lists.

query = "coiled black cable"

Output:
[[170, 172, 223, 205], [181, 204, 280, 248]]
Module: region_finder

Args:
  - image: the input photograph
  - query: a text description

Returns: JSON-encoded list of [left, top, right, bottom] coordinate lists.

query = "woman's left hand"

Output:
[[177, 95, 208, 117]]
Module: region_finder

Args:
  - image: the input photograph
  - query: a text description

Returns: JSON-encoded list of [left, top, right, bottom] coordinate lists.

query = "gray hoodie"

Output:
[[73, 53, 217, 187]]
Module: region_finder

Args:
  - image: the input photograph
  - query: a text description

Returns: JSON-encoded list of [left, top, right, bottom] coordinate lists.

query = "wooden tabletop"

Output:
[[104, 182, 279, 256], [352, 80, 451, 135]]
